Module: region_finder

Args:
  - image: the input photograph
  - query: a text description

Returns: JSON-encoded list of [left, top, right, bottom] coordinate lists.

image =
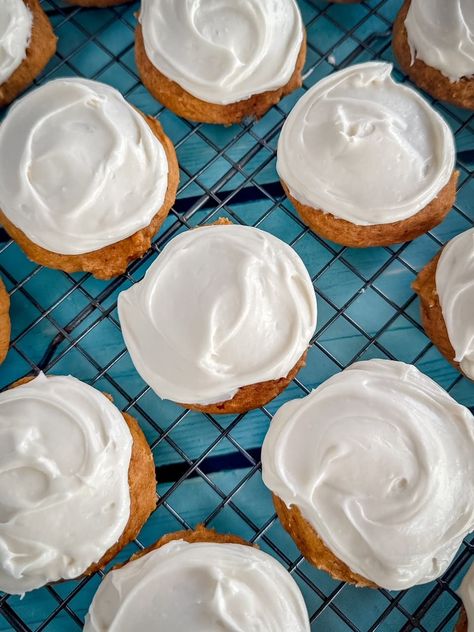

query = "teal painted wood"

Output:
[[0, 0, 473, 630]]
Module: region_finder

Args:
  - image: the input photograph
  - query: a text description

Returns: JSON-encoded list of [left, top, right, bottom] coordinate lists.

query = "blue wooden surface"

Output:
[[0, 0, 473, 630]]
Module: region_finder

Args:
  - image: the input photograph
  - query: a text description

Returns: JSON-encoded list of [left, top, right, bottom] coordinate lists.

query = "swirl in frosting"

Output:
[[0, 373, 132, 595], [84, 539, 310, 631], [139, 0, 304, 105], [118, 224, 317, 405], [0, 78, 169, 255], [460, 562, 474, 632], [436, 227, 474, 380], [0, 0, 32, 85], [261, 360, 474, 590], [405, 0, 474, 82], [277, 62, 455, 226]]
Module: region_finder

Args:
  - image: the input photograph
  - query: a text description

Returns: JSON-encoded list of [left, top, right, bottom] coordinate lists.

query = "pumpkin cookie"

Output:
[[118, 222, 317, 414], [0, 373, 156, 595], [413, 228, 474, 381], [0, 78, 178, 279], [0, 0, 56, 107], [277, 62, 457, 247], [393, 0, 474, 110], [0, 276, 10, 364], [262, 360, 474, 589], [135, 0, 306, 125], [84, 526, 310, 631]]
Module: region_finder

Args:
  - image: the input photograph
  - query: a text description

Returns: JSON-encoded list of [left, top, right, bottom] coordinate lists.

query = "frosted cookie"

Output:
[[0, 0, 56, 107], [118, 222, 317, 414], [135, 0, 306, 125], [0, 373, 156, 595], [0, 78, 179, 279], [413, 228, 474, 381], [261, 360, 474, 590], [0, 276, 10, 365], [393, 0, 474, 110], [458, 563, 474, 632], [84, 526, 310, 631], [277, 62, 457, 248]]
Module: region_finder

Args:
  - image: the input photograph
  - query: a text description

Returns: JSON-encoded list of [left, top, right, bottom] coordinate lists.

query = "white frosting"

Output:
[[118, 224, 316, 406], [139, 0, 304, 105], [460, 562, 474, 632], [0, 0, 32, 85], [0, 373, 132, 595], [261, 359, 474, 590], [436, 228, 474, 380], [84, 539, 310, 632], [405, 0, 474, 82], [277, 62, 455, 226], [0, 78, 169, 255]]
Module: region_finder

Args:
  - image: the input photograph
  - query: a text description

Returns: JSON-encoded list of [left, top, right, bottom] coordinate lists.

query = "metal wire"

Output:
[[0, 0, 473, 630]]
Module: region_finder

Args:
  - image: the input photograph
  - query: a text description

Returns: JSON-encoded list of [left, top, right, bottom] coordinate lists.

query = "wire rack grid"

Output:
[[0, 0, 473, 630]]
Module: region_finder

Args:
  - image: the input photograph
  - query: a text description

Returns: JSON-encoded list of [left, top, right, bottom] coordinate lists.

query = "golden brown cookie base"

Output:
[[135, 25, 307, 125], [11, 377, 157, 577], [273, 495, 376, 587], [0, 277, 10, 365], [412, 251, 467, 377], [0, 0, 56, 107], [66, 0, 133, 6], [181, 351, 308, 415], [393, 0, 474, 110], [455, 608, 468, 632], [282, 170, 458, 248], [454, 608, 467, 632], [120, 525, 251, 570], [0, 116, 179, 280]]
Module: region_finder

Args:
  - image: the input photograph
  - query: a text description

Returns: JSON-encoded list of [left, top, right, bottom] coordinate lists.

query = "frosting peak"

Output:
[[118, 224, 316, 406], [139, 0, 304, 105], [277, 62, 455, 226], [405, 0, 474, 82], [0, 0, 32, 85], [84, 540, 310, 631], [261, 359, 474, 590], [0, 78, 169, 255], [0, 373, 132, 595], [436, 227, 474, 380]]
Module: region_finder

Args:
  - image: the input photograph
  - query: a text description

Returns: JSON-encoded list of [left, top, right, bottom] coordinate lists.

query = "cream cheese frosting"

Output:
[[0, 78, 169, 255], [139, 0, 304, 105], [0, 0, 32, 85], [405, 0, 474, 82], [261, 359, 474, 590], [436, 228, 474, 380], [277, 62, 455, 226], [0, 373, 132, 595], [118, 224, 317, 406], [460, 562, 474, 632], [84, 539, 310, 631]]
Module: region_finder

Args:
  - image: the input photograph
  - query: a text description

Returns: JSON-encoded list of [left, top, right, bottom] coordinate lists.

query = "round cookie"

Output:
[[0, 373, 157, 595], [84, 526, 310, 631], [0, 276, 10, 365], [0, 0, 56, 107], [457, 563, 474, 632], [118, 221, 317, 414], [0, 78, 178, 280], [413, 228, 474, 381], [393, 0, 474, 110], [262, 360, 474, 590], [135, 0, 306, 125], [277, 62, 457, 247]]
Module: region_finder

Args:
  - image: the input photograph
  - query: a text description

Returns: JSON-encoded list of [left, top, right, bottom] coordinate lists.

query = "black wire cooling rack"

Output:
[[0, 0, 473, 630]]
